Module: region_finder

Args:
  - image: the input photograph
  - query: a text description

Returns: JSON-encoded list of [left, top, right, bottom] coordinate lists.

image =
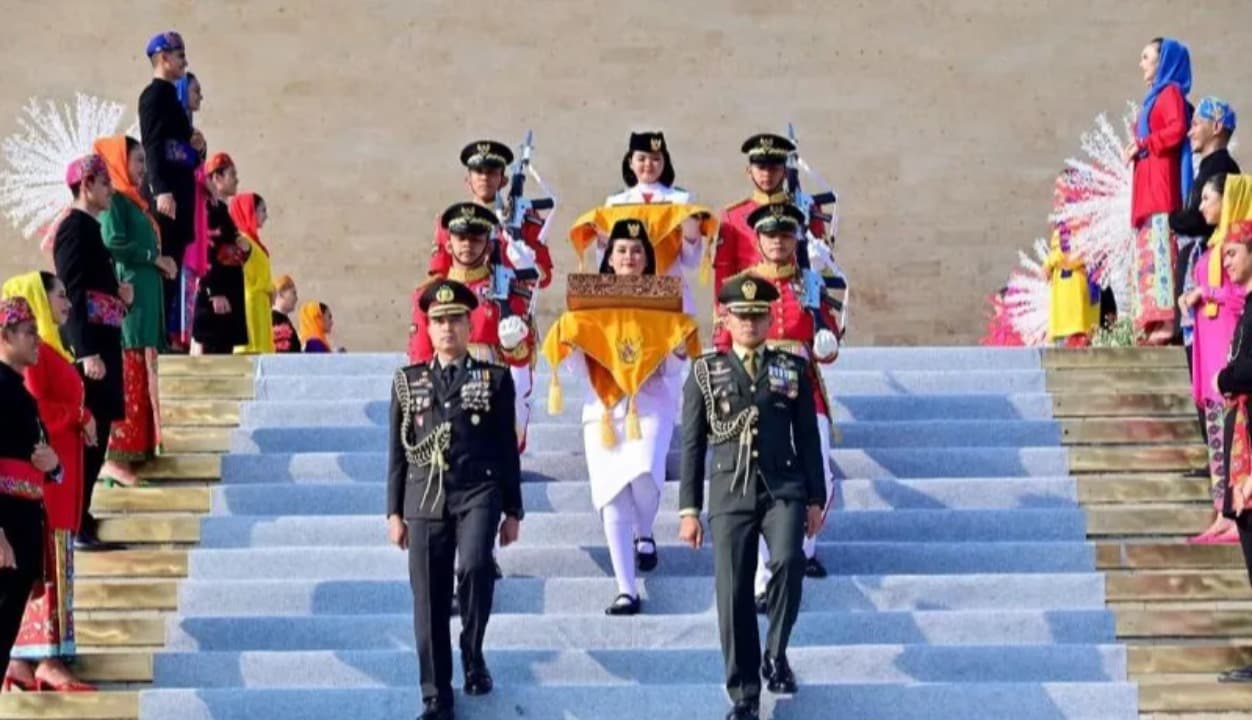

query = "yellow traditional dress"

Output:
[[1043, 231, 1098, 341], [234, 237, 275, 354]]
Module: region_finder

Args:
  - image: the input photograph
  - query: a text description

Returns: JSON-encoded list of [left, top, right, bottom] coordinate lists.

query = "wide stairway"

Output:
[[111, 347, 1129, 720]]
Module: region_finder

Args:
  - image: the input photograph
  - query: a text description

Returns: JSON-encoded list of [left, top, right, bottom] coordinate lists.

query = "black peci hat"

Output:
[[621, 131, 676, 187]]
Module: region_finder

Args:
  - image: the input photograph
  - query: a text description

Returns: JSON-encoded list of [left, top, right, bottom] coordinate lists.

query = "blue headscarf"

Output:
[[1138, 38, 1194, 202], [175, 72, 197, 122]]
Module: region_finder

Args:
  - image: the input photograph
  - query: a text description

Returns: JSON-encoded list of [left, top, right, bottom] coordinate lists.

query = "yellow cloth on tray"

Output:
[[568, 203, 718, 276], [541, 306, 701, 447]]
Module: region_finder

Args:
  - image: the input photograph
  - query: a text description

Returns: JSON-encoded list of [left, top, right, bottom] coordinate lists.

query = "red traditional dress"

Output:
[[12, 340, 85, 659], [1130, 83, 1187, 332], [408, 264, 536, 450], [427, 205, 553, 290], [713, 191, 828, 294]]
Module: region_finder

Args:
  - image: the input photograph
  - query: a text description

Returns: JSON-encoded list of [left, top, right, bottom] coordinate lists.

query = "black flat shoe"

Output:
[[1185, 466, 1211, 478], [762, 651, 797, 694], [419, 698, 454, 720], [754, 593, 768, 615], [1219, 664, 1252, 683], [605, 593, 641, 616], [725, 700, 760, 720], [804, 556, 828, 578], [74, 530, 123, 553], [462, 666, 493, 696], [634, 536, 658, 572]]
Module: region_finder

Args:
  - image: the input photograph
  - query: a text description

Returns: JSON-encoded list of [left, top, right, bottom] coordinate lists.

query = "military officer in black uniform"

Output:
[[386, 279, 524, 720], [678, 274, 828, 720]]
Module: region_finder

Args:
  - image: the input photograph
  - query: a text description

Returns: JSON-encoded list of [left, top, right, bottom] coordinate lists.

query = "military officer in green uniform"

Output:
[[678, 274, 827, 720], [386, 279, 525, 720]]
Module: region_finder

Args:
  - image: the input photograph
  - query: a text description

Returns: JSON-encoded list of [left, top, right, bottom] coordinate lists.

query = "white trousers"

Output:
[[754, 414, 834, 596], [600, 473, 662, 597]]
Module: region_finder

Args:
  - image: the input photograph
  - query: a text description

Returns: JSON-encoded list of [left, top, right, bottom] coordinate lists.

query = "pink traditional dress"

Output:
[[1191, 247, 1246, 508]]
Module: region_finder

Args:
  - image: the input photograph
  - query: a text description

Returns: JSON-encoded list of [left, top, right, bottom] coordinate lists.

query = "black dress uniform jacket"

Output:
[[387, 356, 524, 521]]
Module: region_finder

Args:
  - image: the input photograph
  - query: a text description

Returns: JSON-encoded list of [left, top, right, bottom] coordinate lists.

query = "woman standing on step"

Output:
[[1, 273, 94, 692], [96, 136, 174, 487], [231, 193, 276, 355], [192, 153, 249, 355], [1124, 37, 1193, 345], [541, 220, 700, 615], [299, 301, 336, 353], [0, 297, 58, 689], [1180, 174, 1247, 544]]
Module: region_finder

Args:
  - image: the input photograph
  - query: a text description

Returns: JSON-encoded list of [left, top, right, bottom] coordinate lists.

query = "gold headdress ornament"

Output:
[[435, 285, 455, 303], [741, 279, 758, 301], [627, 221, 642, 238], [650, 137, 663, 152]]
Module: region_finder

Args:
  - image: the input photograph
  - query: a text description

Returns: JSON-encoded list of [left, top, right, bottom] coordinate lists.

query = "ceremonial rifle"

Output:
[[785, 123, 849, 338]]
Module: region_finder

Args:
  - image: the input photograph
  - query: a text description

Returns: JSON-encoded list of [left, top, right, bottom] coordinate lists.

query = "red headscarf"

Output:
[[228, 193, 267, 256]]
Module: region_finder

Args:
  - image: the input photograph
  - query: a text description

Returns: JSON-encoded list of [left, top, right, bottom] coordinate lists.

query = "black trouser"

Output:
[[1185, 343, 1208, 447], [710, 487, 806, 706], [199, 341, 236, 355], [408, 504, 500, 705], [0, 495, 44, 670], [80, 414, 113, 535]]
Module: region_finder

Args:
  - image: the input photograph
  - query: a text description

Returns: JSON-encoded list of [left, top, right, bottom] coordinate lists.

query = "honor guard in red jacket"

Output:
[[410, 202, 536, 451], [712, 202, 840, 595], [713, 133, 830, 293], [427, 140, 554, 290]]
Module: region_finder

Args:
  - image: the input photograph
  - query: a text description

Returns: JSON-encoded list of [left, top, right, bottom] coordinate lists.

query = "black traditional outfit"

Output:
[[192, 196, 249, 353]]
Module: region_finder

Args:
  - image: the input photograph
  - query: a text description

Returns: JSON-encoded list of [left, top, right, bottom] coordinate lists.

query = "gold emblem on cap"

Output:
[[770, 205, 786, 217], [476, 142, 491, 155], [435, 285, 455, 303], [627, 221, 642, 238], [759, 136, 774, 149], [650, 137, 663, 152], [460, 205, 476, 219], [742, 280, 758, 301]]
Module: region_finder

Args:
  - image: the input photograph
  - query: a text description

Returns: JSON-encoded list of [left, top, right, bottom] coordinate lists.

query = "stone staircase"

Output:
[[9, 346, 1249, 719]]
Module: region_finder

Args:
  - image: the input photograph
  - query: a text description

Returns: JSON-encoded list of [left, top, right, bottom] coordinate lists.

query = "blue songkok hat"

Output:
[[146, 31, 185, 58], [1197, 97, 1237, 133]]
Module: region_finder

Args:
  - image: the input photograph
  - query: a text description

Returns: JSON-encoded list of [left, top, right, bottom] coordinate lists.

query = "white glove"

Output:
[[498, 316, 530, 350], [681, 216, 702, 239], [806, 236, 834, 273], [813, 329, 839, 359], [504, 237, 537, 271]]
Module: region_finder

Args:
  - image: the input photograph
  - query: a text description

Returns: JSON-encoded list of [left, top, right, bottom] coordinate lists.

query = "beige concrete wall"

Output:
[[1, 1, 1248, 349]]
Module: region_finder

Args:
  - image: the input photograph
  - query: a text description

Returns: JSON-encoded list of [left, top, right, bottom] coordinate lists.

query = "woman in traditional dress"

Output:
[[299, 301, 335, 353], [1183, 174, 1252, 543], [271, 275, 301, 353], [0, 297, 56, 687], [176, 72, 210, 353], [542, 220, 700, 616], [95, 136, 172, 486], [1125, 37, 1193, 345], [1, 273, 93, 692], [601, 131, 707, 314], [231, 193, 275, 354], [191, 153, 249, 355]]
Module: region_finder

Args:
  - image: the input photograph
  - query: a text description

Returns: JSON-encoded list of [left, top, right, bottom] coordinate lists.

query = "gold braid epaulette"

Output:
[[394, 369, 452, 511], [693, 356, 759, 495]]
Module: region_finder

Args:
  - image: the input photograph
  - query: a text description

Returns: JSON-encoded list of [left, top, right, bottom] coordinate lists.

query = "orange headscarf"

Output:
[[93, 135, 161, 239], [229, 193, 267, 256], [298, 301, 329, 348]]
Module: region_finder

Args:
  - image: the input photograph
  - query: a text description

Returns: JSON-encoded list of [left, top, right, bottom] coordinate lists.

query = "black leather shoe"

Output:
[[725, 700, 760, 720], [1220, 664, 1252, 683], [634, 537, 658, 572], [462, 659, 493, 696], [74, 528, 123, 553], [754, 593, 768, 615], [605, 593, 641, 616], [1185, 466, 1211, 478], [419, 697, 454, 720], [804, 556, 828, 578], [762, 651, 797, 694]]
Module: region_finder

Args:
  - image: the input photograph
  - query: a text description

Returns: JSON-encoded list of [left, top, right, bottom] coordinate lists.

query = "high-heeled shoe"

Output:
[[2, 673, 37, 692], [35, 676, 96, 692]]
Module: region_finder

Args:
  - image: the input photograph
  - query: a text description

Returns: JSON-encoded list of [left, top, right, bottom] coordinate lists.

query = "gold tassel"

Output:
[[600, 410, 617, 448], [625, 395, 642, 441], [547, 369, 563, 415]]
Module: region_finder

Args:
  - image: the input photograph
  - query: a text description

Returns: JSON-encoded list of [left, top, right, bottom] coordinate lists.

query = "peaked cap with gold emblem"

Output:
[[746, 202, 805, 236], [739, 132, 795, 166], [418, 279, 479, 318], [440, 201, 498, 236], [459, 139, 514, 170], [717, 273, 780, 315]]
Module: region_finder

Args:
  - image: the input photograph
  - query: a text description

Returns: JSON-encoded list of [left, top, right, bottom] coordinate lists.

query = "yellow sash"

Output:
[[541, 307, 701, 448], [568, 203, 718, 282]]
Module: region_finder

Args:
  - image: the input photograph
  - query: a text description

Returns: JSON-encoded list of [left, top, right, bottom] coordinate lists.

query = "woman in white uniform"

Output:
[[556, 221, 691, 615], [602, 131, 705, 314]]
